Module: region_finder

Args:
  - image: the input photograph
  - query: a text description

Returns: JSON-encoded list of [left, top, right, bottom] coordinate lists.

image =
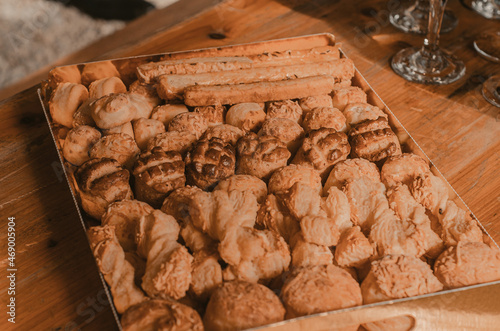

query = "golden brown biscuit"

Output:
[[190, 250, 223, 300], [136, 210, 193, 300], [128, 93, 154, 120], [349, 117, 402, 162], [168, 112, 208, 139], [386, 184, 444, 258], [147, 131, 197, 155], [139, 56, 254, 83], [101, 199, 154, 252], [75, 158, 134, 220], [248, 45, 341, 64], [335, 226, 373, 268], [437, 200, 483, 246], [302, 106, 346, 133], [323, 158, 381, 195], [150, 104, 189, 126], [281, 264, 362, 318], [266, 99, 303, 124], [194, 104, 226, 127], [185, 138, 236, 190], [322, 186, 353, 233], [129, 80, 161, 108], [220, 227, 291, 282], [361, 255, 443, 304], [180, 221, 217, 253], [184, 75, 337, 106], [81, 60, 120, 86], [256, 194, 300, 243], [226, 102, 266, 132], [236, 133, 291, 180], [381, 153, 429, 188], [204, 281, 285, 331], [89, 133, 140, 169], [292, 128, 350, 179], [72, 98, 97, 127], [214, 174, 267, 204], [343, 103, 388, 128], [343, 176, 388, 232], [258, 117, 305, 154], [300, 214, 340, 246], [133, 148, 186, 208], [87, 225, 146, 314], [187, 189, 258, 241], [369, 201, 439, 259], [121, 299, 203, 331], [62, 125, 101, 166], [299, 94, 333, 114], [331, 86, 367, 111], [49, 82, 89, 128], [290, 232, 334, 268], [160, 186, 204, 224], [89, 77, 127, 99], [132, 118, 166, 150], [48, 65, 81, 90], [434, 242, 500, 289], [140, 240, 192, 299], [102, 121, 134, 138], [279, 182, 322, 220], [268, 164, 322, 196], [410, 172, 449, 216], [90, 93, 138, 129], [200, 124, 244, 146]]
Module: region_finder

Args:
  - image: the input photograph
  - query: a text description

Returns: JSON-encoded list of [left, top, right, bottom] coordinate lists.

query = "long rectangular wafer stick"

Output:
[[157, 58, 354, 100], [138, 46, 340, 84], [183, 75, 337, 106], [159, 34, 336, 61], [137, 56, 254, 83], [248, 45, 340, 65]]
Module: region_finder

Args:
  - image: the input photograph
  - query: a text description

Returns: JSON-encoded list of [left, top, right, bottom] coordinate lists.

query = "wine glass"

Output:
[[482, 75, 500, 107], [474, 30, 500, 62], [391, 0, 466, 85], [461, 0, 500, 19], [475, 29, 500, 107], [463, 1, 500, 107], [390, 0, 458, 34]]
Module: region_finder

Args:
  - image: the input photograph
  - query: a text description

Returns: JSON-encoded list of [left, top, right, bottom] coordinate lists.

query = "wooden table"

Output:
[[0, 0, 499, 330]]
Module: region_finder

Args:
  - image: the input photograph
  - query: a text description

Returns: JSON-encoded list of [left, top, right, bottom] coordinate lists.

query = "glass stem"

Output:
[[422, 0, 447, 56], [415, 0, 429, 11]]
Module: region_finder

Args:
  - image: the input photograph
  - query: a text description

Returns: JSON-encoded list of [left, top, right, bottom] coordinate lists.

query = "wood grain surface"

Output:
[[0, 0, 499, 330]]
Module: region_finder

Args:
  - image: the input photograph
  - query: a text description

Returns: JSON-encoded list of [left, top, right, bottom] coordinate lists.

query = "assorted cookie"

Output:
[[43, 40, 499, 331]]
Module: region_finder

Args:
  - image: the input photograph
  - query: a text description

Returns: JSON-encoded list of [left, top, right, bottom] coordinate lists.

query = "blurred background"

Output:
[[0, 0, 178, 95]]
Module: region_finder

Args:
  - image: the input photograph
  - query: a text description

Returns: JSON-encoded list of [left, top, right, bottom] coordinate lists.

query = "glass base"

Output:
[[474, 30, 500, 62], [482, 75, 500, 107], [391, 47, 466, 85], [461, 0, 500, 19], [390, 5, 458, 34]]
